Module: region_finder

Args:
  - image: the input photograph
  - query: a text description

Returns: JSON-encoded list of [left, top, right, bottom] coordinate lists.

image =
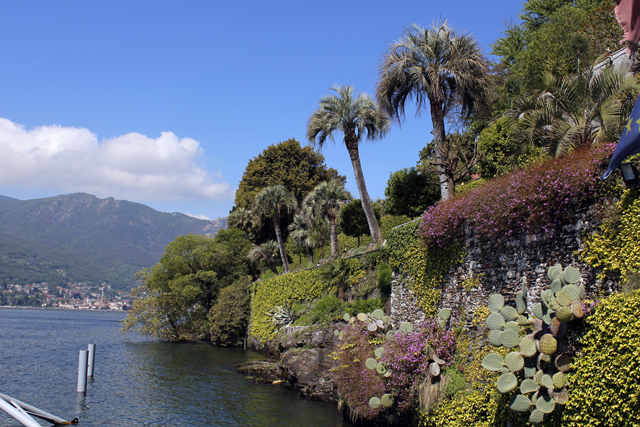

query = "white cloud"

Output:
[[0, 118, 235, 201], [185, 212, 212, 221]]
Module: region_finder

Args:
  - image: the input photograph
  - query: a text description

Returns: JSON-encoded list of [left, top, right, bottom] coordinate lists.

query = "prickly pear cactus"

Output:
[[479, 262, 593, 424]]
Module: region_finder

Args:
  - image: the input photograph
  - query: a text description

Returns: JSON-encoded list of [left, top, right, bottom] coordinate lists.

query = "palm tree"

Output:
[[376, 21, 489, 200], [307, 85, 389, 244], [288, 207, 316, 263], [227, 207, 259, 235], [303, 180, 352, 257], [248, 240, 279, 274], [252, 185, 298, 273], [507, 62, 640, 157]]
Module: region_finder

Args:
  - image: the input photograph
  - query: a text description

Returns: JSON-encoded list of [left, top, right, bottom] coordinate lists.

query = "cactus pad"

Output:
[[529, 409, 545, 425], [550, 317, 567, 338], [375, 347, 384, 358], [553, 388, 568, 405], [365, 358, 378, 370], [488, 293, 505, 313], [500, 306, 518, 322], [489, 330, 503, 347], [541, 289, 555, 303], [538, 353, 551, 364], [542, 313, 552, 325], [429, 362, 441, 376], [371, 309, 384, 320], [499, 329, 520, 348], [555, 354, 572, 373], [552, 372, 566, 389], [556, 290, 572, 307], [438, 308, 451, 320], [517, 315, 533, 326], [571, 300, 585, 318], [536, 394, 556, 414], [504, 321, 520, 332], [532, 303, 544, 319], [367, 322, 378, 332], [486, 312, 506, 330], [519, 335, 537, 357], [550, 278, 563, 294], [549, 299, 561, 311], [516, 291, 527, 314], [547, 264, 562, 281], [343, 313, 351, 322], [381, 394, 394, 407], [563, 266, 581, 284], [541, 374, 553, 389], [556, 306, 572, 323], [521, 378, 539, 394], [399, 322, 413, 332], [510, 394, 532, 412], [563, 284, 580, 301], [357, 313, 368, 322], [524, 364, 537, 379], [482, 353, 505, 371], [376, 362, 388, 375], [369, 396, 381, 409], [497, 372, 518, 393], [539, 334, 558, 355], [505, 352, 525, 372]]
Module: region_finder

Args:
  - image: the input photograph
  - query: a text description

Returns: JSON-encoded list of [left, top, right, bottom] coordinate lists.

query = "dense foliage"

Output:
[[420, 144, 612, 247], [209, 276, 251, 347], [384, 168, 440, 218], [562, 290, 640, 426], [581, 189, 640, 281], [122, 229, 251, 341]]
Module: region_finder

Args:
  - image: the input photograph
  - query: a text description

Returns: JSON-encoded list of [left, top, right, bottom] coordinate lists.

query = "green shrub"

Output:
[[295, 295, 344, 325], [209, 276, 251, 347], [561, 290, 640, 426], [380, 214, 412, 240], [378, 262, 392, 298], [344, 298, 384, 316]]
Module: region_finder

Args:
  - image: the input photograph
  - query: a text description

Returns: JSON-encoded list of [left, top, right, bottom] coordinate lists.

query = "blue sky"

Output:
[[0, 0, 524, 220]]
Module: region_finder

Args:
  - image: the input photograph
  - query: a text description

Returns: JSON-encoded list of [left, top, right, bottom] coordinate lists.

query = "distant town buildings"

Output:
[[0, 281, 131, 311]]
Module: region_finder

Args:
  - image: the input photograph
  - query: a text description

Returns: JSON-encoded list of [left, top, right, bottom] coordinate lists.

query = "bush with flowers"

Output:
[[419, 144, 614, 247], [333, 313, 456, 423]]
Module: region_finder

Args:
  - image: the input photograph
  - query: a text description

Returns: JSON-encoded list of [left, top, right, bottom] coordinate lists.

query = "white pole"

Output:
[[0, 398, 41, 427], [87, 344, 96, 378], [77, 350, 88, 393], [0, 392, 73, 425]]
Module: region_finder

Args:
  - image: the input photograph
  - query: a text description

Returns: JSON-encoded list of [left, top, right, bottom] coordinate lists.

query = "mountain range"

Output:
[[0, 193, 227, 289]]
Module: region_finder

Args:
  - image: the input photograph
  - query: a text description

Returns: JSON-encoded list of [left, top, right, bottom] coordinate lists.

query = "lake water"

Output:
[[0, 308, 350, 427]]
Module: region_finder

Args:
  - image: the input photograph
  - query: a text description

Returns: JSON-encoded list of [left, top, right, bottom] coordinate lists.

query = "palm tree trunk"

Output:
[[346, 142, 383, 243], [272, 217, 290, 273], [430, 101, 455, 200], [328, 215, 339, 257]]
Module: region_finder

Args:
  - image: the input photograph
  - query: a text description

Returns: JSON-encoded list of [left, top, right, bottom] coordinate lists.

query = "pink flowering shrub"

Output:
[[379, 320, 456, 412], [419, 144, 614, 247], [335, 319, 456, 421]]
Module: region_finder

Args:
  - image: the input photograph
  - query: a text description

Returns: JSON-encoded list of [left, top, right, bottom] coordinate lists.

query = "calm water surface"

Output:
[[0, 308, 350, 427]]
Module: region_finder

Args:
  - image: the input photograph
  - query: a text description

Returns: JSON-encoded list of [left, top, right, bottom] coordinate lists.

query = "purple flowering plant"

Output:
[[334, 318, 456, 421], [419, 144, 614, 247]]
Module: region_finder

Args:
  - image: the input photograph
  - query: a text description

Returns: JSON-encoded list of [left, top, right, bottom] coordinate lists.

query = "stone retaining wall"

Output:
[[391, 204, 618, 328]]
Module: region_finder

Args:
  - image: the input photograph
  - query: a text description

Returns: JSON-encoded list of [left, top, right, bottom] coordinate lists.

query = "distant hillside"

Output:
[[0, 193, 227, 289]]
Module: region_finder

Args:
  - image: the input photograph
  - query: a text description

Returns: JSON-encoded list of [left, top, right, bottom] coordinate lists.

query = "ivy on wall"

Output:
[[580, 189, 640, 281], [385, 220, 464, 317]]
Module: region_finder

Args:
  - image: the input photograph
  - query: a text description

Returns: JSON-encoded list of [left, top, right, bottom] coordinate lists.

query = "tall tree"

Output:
[[307, 85, 389, 243], [384, 168, 440, 218], [288, 207, 317, 263], [377, 21, 489, 201], [252, 185, 297, 273], [248, 240, 279, 274], [234, 138, 345, 209], [508, 62, 640, 157], [303, 180, 353, 257], [339, 199, 381, 246]]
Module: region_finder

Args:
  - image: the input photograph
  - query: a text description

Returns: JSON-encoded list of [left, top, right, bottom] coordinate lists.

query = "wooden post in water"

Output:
[[87, 344, 96, 378], [77, 350, 88, 393]]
